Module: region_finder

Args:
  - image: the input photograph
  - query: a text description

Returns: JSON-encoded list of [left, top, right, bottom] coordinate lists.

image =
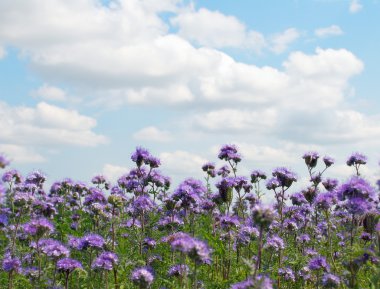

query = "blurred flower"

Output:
[[92, 251, 118, 271], [131, 266, 154, 288]]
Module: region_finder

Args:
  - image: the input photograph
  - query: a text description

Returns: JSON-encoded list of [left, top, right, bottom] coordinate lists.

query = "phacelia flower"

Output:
[[131, 266, 154, 288], [57, 258, 82, 274], [218, 144, 241, 163], [168, 264, 189, 277], [23, 218, 54, 238], [303, 152, 320, 168], [92, 251, 118, 271], [346, 153, 367, 166]]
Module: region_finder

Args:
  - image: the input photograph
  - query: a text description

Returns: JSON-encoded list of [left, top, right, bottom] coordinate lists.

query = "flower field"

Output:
[[0, 145, 379, 289]]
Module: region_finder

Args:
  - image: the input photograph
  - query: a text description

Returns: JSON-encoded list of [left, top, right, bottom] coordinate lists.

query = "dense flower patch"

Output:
[[0, 146, 379, 288]]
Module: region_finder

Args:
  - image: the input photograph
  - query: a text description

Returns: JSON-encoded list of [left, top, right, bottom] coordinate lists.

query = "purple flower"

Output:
[[57, 258, 82, 274], [130, 195, 155, 215], [2, 169, 23, 183], [23, 218, 54, 238], [131, 266, 154, 288], [322, 178, 339, 192], [202, 162, 216, 178], [83, 188, 107, 206], [218, 144, 241, 163], [2, 254, 21, 273], [231, 275, 273, 289], [143, 238, 157, 250], [0, 154, 10, 169], [172, 178, 206, 209], [217, 165, 231, 177], [322, 273, 340, 288], [216, 177, 236, 203], [278, 267, 295, 282], [290, 192, 308, 206], [323, 156, 335, 167], [252, 203, 276, 229], [264, 235, 285, 251], [219, 215, 240, 230], [308, 256, 330, 272], [169, 233, 212, 264], [168, 264, 189, 277], [296, 234, 311, 244], [36, 239, 70, 258], [265, 178, 280, 190], [79, 233, 105, 250], [146, 156, 161, 168], [272, 167, 297, 188], [92, 251, 118, 271], [346, 152, 367, 166], [303, 152, 320, 168], [314, 192, 336, 210], [131, 147, 151, 167], [250, 170, 267, 183]]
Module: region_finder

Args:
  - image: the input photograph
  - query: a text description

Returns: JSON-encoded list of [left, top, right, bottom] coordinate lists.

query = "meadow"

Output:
[[0, 145, 379, 289]]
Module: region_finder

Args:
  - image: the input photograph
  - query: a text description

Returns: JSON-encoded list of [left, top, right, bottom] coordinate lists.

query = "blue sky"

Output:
[[0, 0, 379, 188]]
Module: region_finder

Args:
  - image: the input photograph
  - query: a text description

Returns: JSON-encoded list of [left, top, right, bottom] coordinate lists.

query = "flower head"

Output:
[[131, 266, 154, 288], [57, 258, 82, 274], [92, 251, 118, 271]]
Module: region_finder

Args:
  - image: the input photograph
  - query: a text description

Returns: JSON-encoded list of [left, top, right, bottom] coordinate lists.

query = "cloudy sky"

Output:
[[0, 0, 379, 187]]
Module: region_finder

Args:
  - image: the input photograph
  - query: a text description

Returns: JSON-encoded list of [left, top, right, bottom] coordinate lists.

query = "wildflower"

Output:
[[0, 154, 10, 169], [2, 254, 21, 273], [92, 251, 118, 271], [308, 256, 330, 272], [252, 203, 275, 229], [323, 156, 335, 167], [131, 266, 154, 288], [272, 167, 297, 188], [346, 153, 367, 166], [278, 267, 295, 282], [168, 264, 189, 277], [131, 147, 151, 167], [264, 235, 285, 251], [202, 162, 216, 178], [303, 152, 320, 168], [57, 258, 82, 274], [321, 273, 340, 288], [79, 233, 105, 250], [23, 218, 54, 238], [250, 170, 267, 183], [218, 144, 241, 163]]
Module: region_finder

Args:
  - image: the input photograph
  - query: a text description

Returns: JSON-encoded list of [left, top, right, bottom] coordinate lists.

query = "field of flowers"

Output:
[[0, 145, 379, 289]]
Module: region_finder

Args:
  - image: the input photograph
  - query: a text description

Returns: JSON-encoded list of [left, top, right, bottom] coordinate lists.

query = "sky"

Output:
[[0, 0, 379, 189]]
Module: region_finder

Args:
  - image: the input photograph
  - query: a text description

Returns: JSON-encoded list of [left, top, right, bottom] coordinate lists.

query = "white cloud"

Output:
[[160, 150, 207, 180], [315, 25, 343, 37], [0, 144, 45, 163], [192, 109, 277, 133], [0, 101, 107, 147], [32, 84, 67, 101], [349, 0, 362, 13], [133, 126, 173, 142], [0, 46, 6, 59], [269, 28, 300, 54], [102, 163, 129, 183], [171, 8, 266, 52]]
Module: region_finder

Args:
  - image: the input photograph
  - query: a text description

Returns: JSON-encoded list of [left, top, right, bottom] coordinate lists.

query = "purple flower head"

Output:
[[0, 154, 10, 169], [322, 178, 339, 192], [143, 238, 157, 250], [231, 275, 273, 289], [216, 177, 236, 203], [296, 234, 311, 244], [265, 177, 280, 190], [169, 233, 212, 264], [68, 236, 82, 250], [23, 218, 54, 238], [337, 176, 377, 214], [347, 152, 367, 166], [131, 147, 151, 168], [168, 264, 189, 277], [79, 233, 105, 250], [37, 239, 70, 258], [314, 192, 336, 210], [131, 266, 154, 288], [202, 162, 216, 178], [278, 267, 295, 282], [83, 188, 107, 206], [323, 156, 335, 167], [272, 167, 297, 188], [130, 195, 155, 215], [91, 175, 110, 189], [290, 192, 308, 206], [57, 258, 82, 274], [308, 256, 330, 272], [217, 165, 231, 177], [252, 203, 276, 229], [146, 156, 161, 168], [218, 144, 242, 163], [2, 169, 23, 184], [264, 235, 285, 251], [172, 178, 206, 209], [25, 171, 46, 188], [250, 170, 267, 183], [0, 214, 8, 227], [302, 152, 320, 168], [219, 215, 240, 230], [322, 273, 340, 288], [2, 254, 21, 273], [92, 251, 118, 271]]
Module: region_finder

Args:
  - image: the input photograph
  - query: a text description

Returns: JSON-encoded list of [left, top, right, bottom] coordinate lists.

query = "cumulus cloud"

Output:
[[0, 101, 107, 147], [159, 150, 207, 180], [102, 163, 129, 183], [349, 0, 362, 13], [32, 84, 67, 101], [269, 28, 300, 54], [0, 144, 45, 163], [315, 25, 343, 38], [171, 8, 266, 52], [133, 126, 173, 142]]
